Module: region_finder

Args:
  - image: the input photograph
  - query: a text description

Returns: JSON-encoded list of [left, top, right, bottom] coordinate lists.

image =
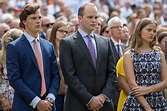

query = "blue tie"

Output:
[[87, 35, 96, 68]]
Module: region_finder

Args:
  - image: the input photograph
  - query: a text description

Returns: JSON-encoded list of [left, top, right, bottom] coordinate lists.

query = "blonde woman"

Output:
[[0, 28, 23, 111]]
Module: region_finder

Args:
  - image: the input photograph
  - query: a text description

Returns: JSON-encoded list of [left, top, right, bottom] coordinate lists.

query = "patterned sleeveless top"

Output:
[[122, 49, 167, 111]]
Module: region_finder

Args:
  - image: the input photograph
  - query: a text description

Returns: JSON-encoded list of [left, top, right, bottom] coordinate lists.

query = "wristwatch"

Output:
[[46, 97, 54, 103]]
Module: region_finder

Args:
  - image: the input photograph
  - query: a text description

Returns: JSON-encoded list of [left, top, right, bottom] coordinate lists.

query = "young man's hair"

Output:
[[19, 3, 40, 29], [78, 3, 96, 17]]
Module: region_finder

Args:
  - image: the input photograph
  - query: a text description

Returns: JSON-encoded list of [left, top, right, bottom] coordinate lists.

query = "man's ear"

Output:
[[78, 16, 82, 23], [22, 20, 26, 26]]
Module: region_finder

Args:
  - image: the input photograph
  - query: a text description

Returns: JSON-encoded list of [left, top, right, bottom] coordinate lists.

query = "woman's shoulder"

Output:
[[124, 48, 134, 56], [159, 50, 165, 57], [124, 49, 134, 61], [153, 45, 161, 51]]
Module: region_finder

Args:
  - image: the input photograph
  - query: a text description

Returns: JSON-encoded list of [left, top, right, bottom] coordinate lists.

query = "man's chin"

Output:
[[35, 29, 41, 33]]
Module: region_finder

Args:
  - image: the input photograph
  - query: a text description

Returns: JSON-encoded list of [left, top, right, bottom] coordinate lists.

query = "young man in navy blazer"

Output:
[[6, 3, 60, 111]]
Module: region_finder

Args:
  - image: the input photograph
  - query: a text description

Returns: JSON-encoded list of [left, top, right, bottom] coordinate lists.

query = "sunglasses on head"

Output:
[[42, 23, 54, 27]]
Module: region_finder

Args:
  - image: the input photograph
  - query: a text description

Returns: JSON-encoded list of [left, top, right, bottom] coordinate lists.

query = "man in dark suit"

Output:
[[108, 16, 125, 63], [107, 16, 125, 111], [60, 3, 116, 111], [6, 3, 60, 111]]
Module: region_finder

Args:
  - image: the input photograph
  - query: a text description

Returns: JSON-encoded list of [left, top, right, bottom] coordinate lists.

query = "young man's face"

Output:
[[23, 9, 42, 36], [78, 5, 98, 34]]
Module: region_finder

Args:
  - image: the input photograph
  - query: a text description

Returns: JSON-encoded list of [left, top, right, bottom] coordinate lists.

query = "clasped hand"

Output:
[[87, 94, 106, 111], [132, 86, 150, 97], [37, 100, 53, 111]]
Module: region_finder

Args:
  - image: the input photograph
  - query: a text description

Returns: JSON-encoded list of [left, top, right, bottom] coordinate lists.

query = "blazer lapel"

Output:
[[74, 32, 95, 70], [20, 35, 39, 69], [109, 39, 119, 63], [94, 35, 102, 72]]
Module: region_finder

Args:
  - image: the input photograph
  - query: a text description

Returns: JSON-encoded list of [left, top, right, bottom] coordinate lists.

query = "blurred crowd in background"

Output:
[[1, 0, 167, 111], [1, 0, 167, 40]]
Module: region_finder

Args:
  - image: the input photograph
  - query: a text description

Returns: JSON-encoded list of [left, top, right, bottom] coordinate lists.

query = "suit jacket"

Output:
[[109, 39, 125, 65], [6, 35, 60, 111], [60, 31, 116, 111], [109, 38, 125, 107]]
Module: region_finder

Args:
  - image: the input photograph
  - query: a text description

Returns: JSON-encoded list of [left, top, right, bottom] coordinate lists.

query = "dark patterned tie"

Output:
[[87, 35, 96, 68], [117, 44, 121, 57]]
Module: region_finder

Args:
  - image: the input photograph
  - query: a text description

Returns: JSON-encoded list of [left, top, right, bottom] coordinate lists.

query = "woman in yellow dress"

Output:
[[116, 56, 130, 111]]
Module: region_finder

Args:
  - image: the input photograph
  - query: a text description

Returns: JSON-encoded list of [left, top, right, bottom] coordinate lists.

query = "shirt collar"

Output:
[[78, 28, 94, 38], [111, 37, 121, 46], [24, 32, 40, 43]]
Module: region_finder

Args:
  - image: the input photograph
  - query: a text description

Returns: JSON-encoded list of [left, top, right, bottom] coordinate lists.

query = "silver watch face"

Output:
[[47, 98, 54, 103]]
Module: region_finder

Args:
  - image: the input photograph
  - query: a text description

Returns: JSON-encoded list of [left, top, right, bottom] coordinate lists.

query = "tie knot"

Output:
[[34, 39, 39, 45], [87, 35, 92, 39], [34, 38, 38, 42]]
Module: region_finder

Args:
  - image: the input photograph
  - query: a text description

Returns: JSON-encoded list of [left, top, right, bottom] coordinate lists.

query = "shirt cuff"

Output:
[[46, 93, 55, 101], [101, 94, 110, 102], [86, 97, 93, 106], [29, 96, 41, 108]]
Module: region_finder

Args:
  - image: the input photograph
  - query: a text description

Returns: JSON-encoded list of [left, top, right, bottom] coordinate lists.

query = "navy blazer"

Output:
[[60, 31, 116, 111], [6, 34, 60, 111]]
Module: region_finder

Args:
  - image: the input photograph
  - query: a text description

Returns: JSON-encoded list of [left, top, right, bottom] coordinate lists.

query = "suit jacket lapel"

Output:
[[94, 35, 102, 72], [20, 35, 39, 69], [74, 32, 95, 70], [110, 39, 119, 63]]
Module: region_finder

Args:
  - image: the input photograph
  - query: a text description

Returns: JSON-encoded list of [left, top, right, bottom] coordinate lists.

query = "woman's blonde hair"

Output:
[[0, 28, 23, 64]]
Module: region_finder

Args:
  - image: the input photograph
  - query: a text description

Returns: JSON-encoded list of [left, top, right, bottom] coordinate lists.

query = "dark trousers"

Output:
[[55, 94, 65, 111]]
